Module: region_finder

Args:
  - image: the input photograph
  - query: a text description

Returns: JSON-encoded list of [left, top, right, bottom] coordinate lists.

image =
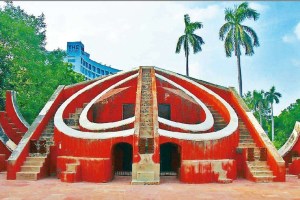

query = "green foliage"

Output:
[[243, 87, 295, 149], [0, 2, 84, 123], [176, 14, 204, 76], [273, 99, 300, 148], [243, 90, 270, 131], [219, 2, 260, 57], [219, 2, 260, 96]]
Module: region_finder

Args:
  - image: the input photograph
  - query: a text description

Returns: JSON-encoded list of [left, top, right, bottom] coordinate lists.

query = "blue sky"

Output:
[[5, 1, 300, 116]]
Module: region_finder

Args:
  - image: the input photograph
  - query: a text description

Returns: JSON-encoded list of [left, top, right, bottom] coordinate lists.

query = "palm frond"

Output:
[[243, 25, 259, 47], [225, 8, 234, 22], [224, 28, 234, 57], [190, 34, 204, 53], [240, 28, 254, 56], [184, 14, 190, 26], [275, 92, 282, 97], [236, 3, 259, 23], [175, 35, 185, 54], [188, 22, 203, 33], [219, 22, 232, 40]]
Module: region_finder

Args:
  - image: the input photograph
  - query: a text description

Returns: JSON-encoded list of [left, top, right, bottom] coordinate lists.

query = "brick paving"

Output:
[[1, 172, 300, 200]]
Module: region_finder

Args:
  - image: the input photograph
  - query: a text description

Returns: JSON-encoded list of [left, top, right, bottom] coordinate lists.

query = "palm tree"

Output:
[[252, 90, 267, 126], [265, 86, 282, 141], [219, 2, 260, 97], [176, 14, 204, 76]]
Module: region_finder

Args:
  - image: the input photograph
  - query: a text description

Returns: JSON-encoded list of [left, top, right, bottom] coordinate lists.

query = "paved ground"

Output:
[[1, 173, 300, 200]]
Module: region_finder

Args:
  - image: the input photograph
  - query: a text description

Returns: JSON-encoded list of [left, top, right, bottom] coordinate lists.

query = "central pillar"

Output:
[[131, 66, 160, 185]]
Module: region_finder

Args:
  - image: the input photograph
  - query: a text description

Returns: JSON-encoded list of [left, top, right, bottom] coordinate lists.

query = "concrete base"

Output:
[[131, 154, 160, 185]]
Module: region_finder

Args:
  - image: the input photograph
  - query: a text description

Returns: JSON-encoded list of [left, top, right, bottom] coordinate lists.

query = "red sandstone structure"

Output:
[[0, 91, 29, 171], [2, 66, 285, 184], [279, 122, 300, 176]]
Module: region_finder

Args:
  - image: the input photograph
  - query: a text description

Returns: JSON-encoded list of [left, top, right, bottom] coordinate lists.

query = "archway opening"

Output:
[[112, 143, 132, 176], [160, 143, 181, 176]]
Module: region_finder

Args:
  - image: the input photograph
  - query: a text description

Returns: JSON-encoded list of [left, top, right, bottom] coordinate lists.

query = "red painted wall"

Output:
[[5, 91, 28, 133]]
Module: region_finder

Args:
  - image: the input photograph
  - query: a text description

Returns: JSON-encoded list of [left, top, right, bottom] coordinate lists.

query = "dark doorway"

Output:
[[123, 104, 135, 119], [112, 143, 132, 176], [160, 143, 180, 176], [158, 104, 171, 120]]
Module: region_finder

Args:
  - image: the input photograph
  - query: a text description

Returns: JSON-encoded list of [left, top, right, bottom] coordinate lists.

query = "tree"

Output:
[[0, 2, 84, 123], [243, 90, 269, 128], [219, 2, 260, 97], [273, 99, 300, 148], [265, 86, 282, 141], [176, 14, 204, 77], [252, 90, 268, 126]]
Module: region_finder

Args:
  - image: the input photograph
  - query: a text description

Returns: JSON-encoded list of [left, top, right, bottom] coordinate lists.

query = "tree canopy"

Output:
[[0, 2, 84, 123], [176, 14, 204, 76]]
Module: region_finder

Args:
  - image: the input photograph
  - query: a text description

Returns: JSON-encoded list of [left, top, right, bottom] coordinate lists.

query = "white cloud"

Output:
[[283, 21, 300, 43], [282, 34, 296, 43], [294, 22, 300, 40]]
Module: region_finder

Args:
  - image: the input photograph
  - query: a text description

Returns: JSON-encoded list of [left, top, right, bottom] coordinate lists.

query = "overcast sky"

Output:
[[5, 1, 300, 116]]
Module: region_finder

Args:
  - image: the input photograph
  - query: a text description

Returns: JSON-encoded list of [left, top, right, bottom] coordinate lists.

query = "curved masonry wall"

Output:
[[5, 66, 286, 183]]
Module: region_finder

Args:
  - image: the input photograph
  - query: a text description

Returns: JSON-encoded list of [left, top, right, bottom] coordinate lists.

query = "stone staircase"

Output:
[[2, 112, 24, 142], [16, 156, 47, 180], [132, 67, 159, 184], [16, 119, 54, 181], [237, 118, 275, 182], [206, 105, 227, 131], [139, 68, 154, 154], [60, 162, 81, 183], [64, 103, 87, 130]]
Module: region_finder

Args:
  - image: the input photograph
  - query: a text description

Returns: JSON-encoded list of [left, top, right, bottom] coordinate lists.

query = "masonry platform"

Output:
[[0, 66, 287, 184]]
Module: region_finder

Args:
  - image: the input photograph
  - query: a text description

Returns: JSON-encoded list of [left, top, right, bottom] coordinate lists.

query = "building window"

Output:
[[105, 71, 109, 75], [101, 70, 104, 75], [97, 68, 100, 73], [81, 58, 83, 64], [89, 64, 91, 70], [68, 59, 75, 62], [92, 66, 95, 71]]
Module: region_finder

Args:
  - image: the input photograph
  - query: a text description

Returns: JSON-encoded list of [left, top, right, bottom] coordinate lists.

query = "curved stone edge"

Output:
[[8, 85, 65, 161], [55, 69, 138, 139], [278, 121, 300, 157], [155, 68, 238, 141], [4, 91, 29, 132], [79, 73, 138, 130], [9, 91, 30, 128], [0, 125, 17, 152], [156, 73, 214, 132]]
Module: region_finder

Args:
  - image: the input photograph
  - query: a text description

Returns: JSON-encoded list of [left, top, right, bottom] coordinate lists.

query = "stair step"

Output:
[[238, 143, 256, 148], [251, 170, 273, 176], [66, 163, 79, 172], [16, 172, 39, 181], [254, 175, 275, 183], [23, 161, 43, 166], [248, 161, 268, 167], [21, 166, 41, 172], [218, 178, 233, 184], [26, 157, 46, 162]]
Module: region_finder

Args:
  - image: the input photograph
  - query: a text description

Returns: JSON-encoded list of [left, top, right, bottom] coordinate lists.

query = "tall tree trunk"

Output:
[[186, 53, 189, 76], [236, 55, 243, 97], [271, 103, 274, 141]]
